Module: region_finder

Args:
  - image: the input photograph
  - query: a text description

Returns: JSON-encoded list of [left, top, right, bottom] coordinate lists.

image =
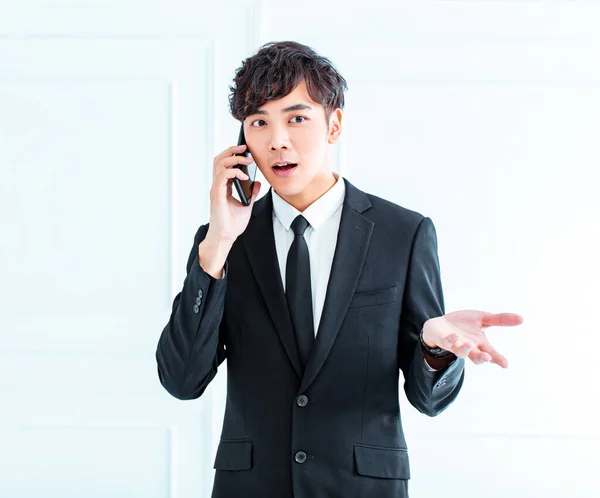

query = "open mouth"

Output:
[[272, 163, 297, 171]]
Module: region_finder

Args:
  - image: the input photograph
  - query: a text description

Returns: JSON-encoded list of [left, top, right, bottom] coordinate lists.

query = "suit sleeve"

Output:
[[398, 216, 465, 417], [155, 223, 228, 400]]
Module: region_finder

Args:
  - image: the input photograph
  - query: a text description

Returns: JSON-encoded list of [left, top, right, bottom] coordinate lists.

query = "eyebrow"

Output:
[[252, 103, 313, 116]]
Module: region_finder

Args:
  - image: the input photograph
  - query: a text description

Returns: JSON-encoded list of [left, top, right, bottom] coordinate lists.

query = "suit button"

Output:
[[296, 395, 308, 407], [195, 296, 202, 305], [294, 451, 307, 464], [198, 289, 203, 298], [193, 304, 200, 313]]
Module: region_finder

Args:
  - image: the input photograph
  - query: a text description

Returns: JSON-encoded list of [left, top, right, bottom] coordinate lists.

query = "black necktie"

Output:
[[286, 215, 314, 368]]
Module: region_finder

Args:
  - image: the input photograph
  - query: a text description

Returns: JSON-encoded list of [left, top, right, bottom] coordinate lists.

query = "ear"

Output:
[[327, 108, 343, 145]]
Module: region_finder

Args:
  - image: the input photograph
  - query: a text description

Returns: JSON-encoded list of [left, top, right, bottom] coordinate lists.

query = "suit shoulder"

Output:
[[360, 193, 440, 250], [364, 191, 428, 226]]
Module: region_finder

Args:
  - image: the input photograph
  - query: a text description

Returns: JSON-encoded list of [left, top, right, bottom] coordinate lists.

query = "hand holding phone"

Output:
[[204, 126, 261, 246]]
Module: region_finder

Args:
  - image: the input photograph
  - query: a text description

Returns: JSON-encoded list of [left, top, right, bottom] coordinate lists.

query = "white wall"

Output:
[[1, 1, 598, 497]]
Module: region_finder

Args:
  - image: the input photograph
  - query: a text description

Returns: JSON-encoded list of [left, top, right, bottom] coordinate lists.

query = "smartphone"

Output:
[[232, 124, 257, 206]]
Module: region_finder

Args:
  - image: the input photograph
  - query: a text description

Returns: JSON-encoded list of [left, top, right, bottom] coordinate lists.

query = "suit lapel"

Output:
[[243, 191, 304, 378], [299, 178, 374, 393], [242, 178, 374, 388]]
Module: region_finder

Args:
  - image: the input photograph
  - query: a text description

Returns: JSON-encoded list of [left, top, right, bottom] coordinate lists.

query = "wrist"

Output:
[[198, 235, 233, 279], [204, 230, 236, 250], [422, 318, 439, 348], [420, 320, 455, 360]]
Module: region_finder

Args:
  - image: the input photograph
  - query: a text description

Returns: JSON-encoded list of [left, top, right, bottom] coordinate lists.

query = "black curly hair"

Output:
[[228, 41, 348, 126]]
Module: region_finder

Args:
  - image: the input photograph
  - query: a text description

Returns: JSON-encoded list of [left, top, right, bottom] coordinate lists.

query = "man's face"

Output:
[[243, 79, 342, 201]]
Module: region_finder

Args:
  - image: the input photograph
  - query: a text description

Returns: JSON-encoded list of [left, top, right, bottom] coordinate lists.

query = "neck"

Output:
[[279, 171, 339, 212]]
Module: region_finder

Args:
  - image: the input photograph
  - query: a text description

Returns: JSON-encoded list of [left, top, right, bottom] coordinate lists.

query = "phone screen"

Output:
[[233, 124, 257, 205]]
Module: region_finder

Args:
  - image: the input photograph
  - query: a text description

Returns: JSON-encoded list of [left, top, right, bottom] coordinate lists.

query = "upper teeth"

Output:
[[275, 163, 291, 166]]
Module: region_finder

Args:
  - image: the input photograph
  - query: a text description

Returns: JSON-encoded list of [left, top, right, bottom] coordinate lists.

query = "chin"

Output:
[[271, 181, 300, 193], [270, 178, 306, 196]]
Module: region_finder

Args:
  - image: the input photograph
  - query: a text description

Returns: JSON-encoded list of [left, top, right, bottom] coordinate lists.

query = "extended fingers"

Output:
[[468, 349, 493, 365], [478, 343, 509, 368], [481, 312, 524, 327], [441, 334, 495, 365]]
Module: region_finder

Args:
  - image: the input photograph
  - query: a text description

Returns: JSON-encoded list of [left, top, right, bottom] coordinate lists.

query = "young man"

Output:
[[156, 41, 523, 498]]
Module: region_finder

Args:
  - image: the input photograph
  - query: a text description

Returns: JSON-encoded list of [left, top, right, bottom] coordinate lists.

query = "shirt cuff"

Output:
[[424, 356, 440, 372]]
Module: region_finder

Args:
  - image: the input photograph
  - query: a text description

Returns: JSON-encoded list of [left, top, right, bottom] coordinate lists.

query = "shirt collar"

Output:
[[271, 173, 345, 232]]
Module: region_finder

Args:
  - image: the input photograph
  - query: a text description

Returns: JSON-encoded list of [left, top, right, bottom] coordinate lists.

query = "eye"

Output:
[[249, 116, 307, 127]]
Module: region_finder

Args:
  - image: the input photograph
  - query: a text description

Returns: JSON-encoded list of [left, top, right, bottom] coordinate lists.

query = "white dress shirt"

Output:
[[271, 173, 345, 336]]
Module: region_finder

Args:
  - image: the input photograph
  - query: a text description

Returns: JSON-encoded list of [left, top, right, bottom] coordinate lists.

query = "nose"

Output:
[[269, 125, 291, 151]]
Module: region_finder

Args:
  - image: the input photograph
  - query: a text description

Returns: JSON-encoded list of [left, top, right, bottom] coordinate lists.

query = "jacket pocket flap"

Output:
[[213, 439, 253, 471], [354, 444, 410, 479], [348, 286, 398, 310]]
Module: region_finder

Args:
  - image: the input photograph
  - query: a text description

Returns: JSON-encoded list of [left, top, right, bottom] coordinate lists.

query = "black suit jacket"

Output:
[[156, 177, 465, 498]]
